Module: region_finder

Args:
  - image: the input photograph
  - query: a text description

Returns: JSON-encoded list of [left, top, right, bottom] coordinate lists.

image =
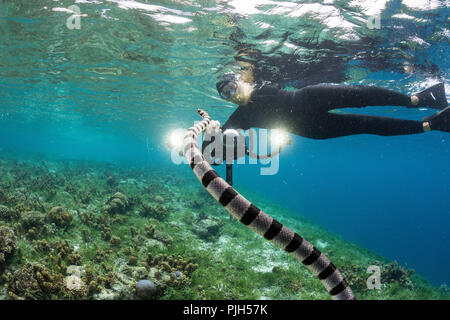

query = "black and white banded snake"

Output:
[[183, 109, 355, 300]]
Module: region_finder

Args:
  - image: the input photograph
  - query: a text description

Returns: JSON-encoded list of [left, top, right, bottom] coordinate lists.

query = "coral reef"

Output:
[[139, 253, 198, 296], [20, 211, 48, 239], [0, 155, 448, 300]]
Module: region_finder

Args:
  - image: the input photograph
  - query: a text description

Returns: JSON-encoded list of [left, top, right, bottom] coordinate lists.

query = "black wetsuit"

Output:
[[221, 84, 425, 139]]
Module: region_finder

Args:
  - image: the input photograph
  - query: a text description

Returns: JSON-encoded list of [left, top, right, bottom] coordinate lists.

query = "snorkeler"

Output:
[[213, 74, 449, 139]]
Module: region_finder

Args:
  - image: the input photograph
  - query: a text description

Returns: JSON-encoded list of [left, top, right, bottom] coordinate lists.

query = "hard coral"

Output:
[[78, 190, 91, 205], [65, 275, 87, 299], [139, 203, 169, 221], [10, 202, 30, 219], [20, 211, 47, 239], [0, 205, 10, 221], [0, 188, 8, 204], [7, 262, 64, 299], [47, 240, 83, 273], [105, 192, 129, 214], [0, 225, 17, 265], [382, 261, 415, 290], [147, 254, 197, 278], [110, 236, 121, 247], [48, 206, 73, 228], [143, 254, 198, 294], [64, 267, 88, 300]]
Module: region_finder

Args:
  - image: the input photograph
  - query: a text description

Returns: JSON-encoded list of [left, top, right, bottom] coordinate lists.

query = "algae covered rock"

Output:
[[0, 225, 17, 265], [143, 253, 198, 294], [48, 206, 73, 228]]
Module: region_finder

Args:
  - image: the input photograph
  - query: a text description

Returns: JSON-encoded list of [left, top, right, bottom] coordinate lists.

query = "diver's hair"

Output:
[[183, 109, 355, 300]]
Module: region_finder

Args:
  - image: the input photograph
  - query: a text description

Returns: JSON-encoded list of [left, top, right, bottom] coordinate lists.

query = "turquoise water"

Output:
[[0, 0, 449, 297]]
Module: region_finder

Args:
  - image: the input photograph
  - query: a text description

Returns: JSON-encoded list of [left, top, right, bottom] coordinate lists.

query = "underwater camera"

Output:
[[201, 128, 291, 185]]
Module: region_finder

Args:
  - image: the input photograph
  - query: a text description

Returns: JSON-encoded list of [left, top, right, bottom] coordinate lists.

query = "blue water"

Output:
[[0, 0, 449, 288]]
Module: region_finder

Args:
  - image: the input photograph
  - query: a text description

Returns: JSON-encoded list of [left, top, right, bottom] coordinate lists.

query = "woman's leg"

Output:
[[296, 84, 413, 113], [302, 112, 425, 139]]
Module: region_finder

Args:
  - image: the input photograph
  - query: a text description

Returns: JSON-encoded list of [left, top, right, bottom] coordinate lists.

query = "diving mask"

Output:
[[219, 81, 239, 101], [217, 74, 240, 101]]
